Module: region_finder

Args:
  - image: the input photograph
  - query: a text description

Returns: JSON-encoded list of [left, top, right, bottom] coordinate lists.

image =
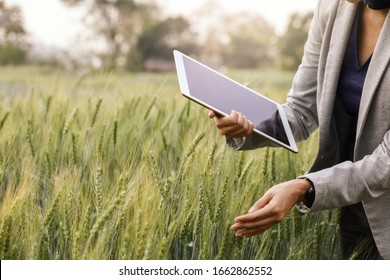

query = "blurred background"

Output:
[[1, 0, 315, 72]]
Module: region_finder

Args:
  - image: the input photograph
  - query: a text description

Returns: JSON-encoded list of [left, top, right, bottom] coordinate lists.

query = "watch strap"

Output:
[[303, 178, 315, 208]]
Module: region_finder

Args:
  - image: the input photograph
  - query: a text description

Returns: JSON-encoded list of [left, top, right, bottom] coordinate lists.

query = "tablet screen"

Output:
[[174, 50, 297, 152]]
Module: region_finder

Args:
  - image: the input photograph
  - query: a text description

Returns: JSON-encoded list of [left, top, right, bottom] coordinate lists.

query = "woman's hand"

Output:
[[208, 110, 254, 138], [230, 179, 310, 237]]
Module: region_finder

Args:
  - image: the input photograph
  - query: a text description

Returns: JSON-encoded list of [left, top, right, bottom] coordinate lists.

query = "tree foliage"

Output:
[[61, 0, 201, 71], [61, 0, 158, 70], [0, 0, 28, 65], [218, 13, 277, 69], [278, 11, 313, 71], [1, 0, 313, 71], [137, 16, 198, 61]]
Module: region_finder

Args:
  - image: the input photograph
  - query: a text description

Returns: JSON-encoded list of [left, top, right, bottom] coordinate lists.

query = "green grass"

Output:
[[0, 66, 340, 260]]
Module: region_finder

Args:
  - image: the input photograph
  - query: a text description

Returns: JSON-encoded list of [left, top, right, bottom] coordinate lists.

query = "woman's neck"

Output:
[[358, 5, 389, 65]]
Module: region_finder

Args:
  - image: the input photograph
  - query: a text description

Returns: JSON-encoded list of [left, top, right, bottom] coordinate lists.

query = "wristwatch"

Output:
[[302, 178, 315, 208]]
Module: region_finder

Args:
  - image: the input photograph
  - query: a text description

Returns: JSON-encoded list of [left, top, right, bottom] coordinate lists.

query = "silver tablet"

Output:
[[173, 50, 298, 153]]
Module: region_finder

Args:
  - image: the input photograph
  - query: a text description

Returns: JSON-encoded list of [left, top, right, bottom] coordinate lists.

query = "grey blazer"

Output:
[[229, 0, 390, 259]]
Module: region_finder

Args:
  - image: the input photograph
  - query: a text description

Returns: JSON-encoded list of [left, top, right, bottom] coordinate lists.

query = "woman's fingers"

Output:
[[230, 179, 311, 238], [228, 117, 254, 138], [231, 208, 283, 237], [214, 110, 240, 129], [209, 110, 254, 137], [208, 110, 216, 118], [234, 225, 274, 237], [231, 200, 277, 232]]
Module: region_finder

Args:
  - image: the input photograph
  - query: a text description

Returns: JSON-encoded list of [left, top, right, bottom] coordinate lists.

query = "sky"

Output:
[[5, 0, 317, 49]]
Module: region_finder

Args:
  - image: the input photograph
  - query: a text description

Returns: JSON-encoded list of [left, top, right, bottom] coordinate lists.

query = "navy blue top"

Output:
[[337, 5, 371, 161], [336, 5, 375, 251]]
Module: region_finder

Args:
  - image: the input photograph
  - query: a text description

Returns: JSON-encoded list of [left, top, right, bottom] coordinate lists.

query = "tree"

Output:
[[190, 0, 224, 63], [278, 11, 313, 71], [137, 16, 198, 61], [61, 0, 159, 71], [0, 0, 28, 65], [218, 13, 277, 69]]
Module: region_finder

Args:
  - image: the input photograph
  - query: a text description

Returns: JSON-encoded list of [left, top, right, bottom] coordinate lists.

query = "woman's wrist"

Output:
[[294, 178, 312, 202]]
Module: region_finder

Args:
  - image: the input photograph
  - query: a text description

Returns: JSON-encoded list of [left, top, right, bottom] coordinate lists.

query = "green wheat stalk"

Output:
[[180, 210, 194, 244], [94, 167, 103, 213], [45, 95, 52, 119], [313, 223, 320, 259], [262, 147, 270, 178], [113, 118, 118, 147], [42, 191, 62, 229], [214, 177, 228, 223], [271, 150, 276, 183], [97, 124, 106, 159], [143, 96, 156, 120], [71, 133, 78, 165], [83, 190, 125, 258], [0, 111, 10, 132], [0, 214, 13, 259], [233, 152, 245, 187], [90, 97, 103, 128], [26, 119, 35, 158], [62, 108, 78, 135]]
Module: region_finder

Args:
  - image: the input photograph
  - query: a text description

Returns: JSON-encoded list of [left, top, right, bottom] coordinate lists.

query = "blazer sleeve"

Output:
[[226, 0, 325, 150], [306, 130, 390, 211]]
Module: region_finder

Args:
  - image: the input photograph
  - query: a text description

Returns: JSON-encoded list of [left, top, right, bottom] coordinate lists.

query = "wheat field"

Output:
[[0, 66, 341, 260]]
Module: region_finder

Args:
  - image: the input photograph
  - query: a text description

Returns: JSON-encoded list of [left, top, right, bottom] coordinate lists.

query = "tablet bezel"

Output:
[[173, 50, 298, 153]]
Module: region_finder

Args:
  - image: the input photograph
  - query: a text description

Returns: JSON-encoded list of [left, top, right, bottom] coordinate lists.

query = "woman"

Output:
[[209, 0, 390, 259]]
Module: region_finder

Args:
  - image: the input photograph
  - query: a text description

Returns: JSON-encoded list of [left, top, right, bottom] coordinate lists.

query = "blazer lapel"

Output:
[[356, 11, 390, 141], [320, 2, 357, 129]]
